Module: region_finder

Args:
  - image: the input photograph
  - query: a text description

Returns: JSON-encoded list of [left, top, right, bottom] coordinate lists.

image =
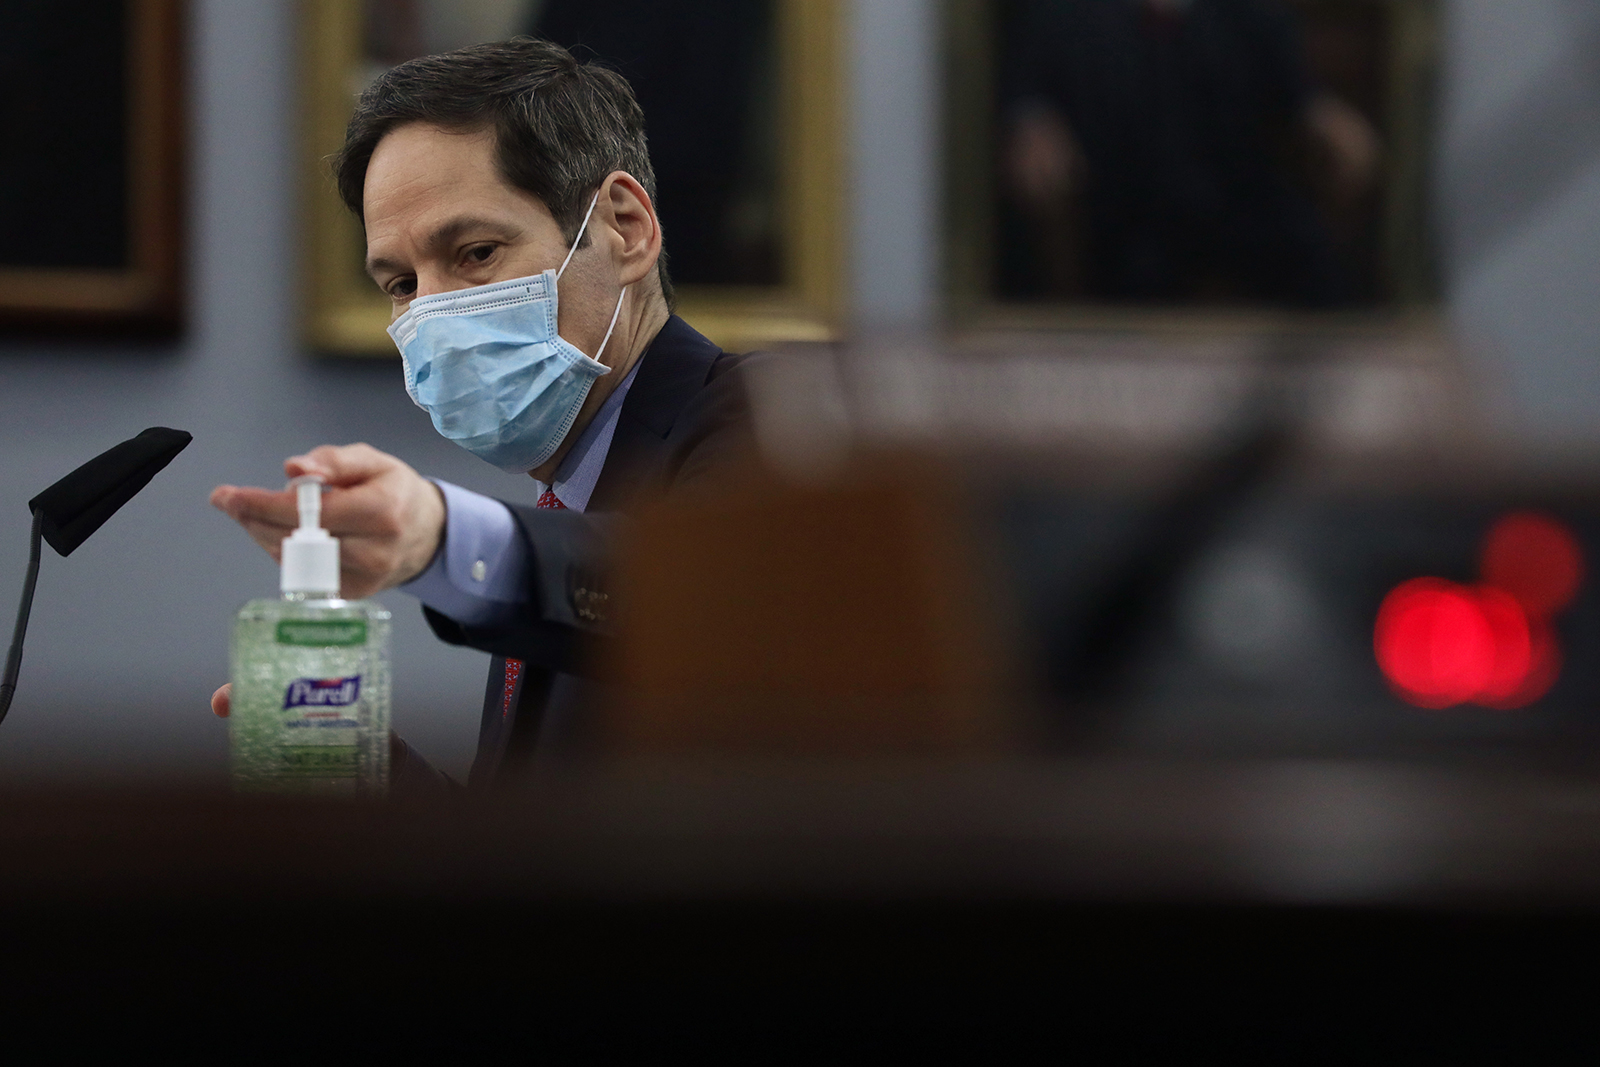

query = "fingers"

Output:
[[211, 682, 231, 718], [212, 483, 298, 527], [215, 448, 405, 534], [237, 519, 289, 560], [317, 479, 411, 537], [329, 472, 445, 590], [216, 471, 398, 538], [281, 444, 417, 536], [285, 443, 395, 487], [216, 443, 443, 595], [211, 487, 294, 558]]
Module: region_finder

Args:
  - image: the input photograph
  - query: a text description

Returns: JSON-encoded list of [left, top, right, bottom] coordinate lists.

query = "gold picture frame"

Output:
[[944, 0, 1442, 339], [0, 0, 185, 335], [302, 0, 844, 356]]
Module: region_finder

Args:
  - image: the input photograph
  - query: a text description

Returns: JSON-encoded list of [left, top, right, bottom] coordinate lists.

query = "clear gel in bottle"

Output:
[[229, 475, 391, 797]]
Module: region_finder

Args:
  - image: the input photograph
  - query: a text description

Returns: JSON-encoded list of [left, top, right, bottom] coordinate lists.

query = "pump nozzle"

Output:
[[281, 475, 340, 596], [293, 475, 323, 533]]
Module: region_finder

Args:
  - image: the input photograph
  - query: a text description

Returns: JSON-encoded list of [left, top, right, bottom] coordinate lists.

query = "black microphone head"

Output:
[[29, 427, 193, 557]]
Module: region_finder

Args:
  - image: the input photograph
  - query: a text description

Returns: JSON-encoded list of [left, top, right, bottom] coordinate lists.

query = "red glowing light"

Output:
[[1471, 585, 1532, 705], [1480, 512, 1584, 617], [1375, 579, 1497, 708], [1375, 511, 1583, 710], [1480, 617, 1561, 710]]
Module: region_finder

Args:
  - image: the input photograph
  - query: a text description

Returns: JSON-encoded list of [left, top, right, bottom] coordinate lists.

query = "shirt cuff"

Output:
[[399, 480, 530, 627]]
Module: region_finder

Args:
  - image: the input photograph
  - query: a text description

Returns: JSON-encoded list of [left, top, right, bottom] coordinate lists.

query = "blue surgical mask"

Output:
[[386, 191, 628, 473]]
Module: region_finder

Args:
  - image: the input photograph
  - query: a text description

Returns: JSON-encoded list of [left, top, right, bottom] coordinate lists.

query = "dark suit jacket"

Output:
[[416, 315, 754, 788]]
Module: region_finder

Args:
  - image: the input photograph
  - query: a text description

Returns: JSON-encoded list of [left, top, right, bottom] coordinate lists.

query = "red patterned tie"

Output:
[[501, 489, 567, 718]]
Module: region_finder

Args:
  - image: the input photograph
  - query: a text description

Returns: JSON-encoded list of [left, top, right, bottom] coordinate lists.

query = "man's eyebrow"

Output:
[[365, 254, 405, 281], [364, 216, 524, 278]]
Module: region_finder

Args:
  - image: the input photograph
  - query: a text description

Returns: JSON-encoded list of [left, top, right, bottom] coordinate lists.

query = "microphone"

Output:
[[30, 426, 195, 557], [0, 427, 193, 723]]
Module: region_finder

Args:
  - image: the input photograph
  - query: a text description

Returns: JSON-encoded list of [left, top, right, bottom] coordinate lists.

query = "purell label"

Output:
[[283, 675, 361, 709]]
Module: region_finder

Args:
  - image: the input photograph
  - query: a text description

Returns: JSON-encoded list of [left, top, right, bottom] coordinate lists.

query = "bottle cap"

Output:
[[280, 475, 340, 596]]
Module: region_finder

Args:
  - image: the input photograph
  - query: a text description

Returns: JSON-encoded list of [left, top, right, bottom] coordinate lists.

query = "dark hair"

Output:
[[334, 36, 672, 305]]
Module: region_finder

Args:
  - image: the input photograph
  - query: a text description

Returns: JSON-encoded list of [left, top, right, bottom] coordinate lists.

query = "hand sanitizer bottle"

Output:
[[229, 476, 391, 797]]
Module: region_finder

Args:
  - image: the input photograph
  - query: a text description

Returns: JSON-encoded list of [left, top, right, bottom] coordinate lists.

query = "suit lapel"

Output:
[[589, 315, 725, 511], [470, 316, 726, 791]]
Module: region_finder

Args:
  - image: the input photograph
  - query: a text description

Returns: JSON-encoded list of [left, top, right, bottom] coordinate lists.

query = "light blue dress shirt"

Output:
[[400, 360, 641, 624]]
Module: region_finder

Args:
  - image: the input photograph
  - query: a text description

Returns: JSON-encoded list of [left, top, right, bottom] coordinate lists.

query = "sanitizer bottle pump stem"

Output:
[[229, 475, 391, 796]]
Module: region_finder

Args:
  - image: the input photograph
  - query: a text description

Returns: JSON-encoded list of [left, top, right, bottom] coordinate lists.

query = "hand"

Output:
[[210, 443, 446, 600]]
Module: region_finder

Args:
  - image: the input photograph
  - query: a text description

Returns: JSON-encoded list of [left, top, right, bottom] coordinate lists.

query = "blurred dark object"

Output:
[[741, 336, 1571, 757], [998, 475, 1600, 755], [533, 0, 781, 285], [6, 764, 1600, 1051], [601, 465, 1011, 754], [995, 0, 1399, 308], [1043, 413, 1294, 710], [0, 0, 185, 337]]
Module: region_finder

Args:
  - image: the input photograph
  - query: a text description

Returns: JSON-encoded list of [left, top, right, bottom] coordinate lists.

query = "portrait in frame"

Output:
[[302, 0, 844, 357], [0, 0, 185, 336], [945, 0, 1441, 336]]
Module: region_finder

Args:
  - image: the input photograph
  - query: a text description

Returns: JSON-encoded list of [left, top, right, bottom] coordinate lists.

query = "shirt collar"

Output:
[[531, 358, 642, 513]]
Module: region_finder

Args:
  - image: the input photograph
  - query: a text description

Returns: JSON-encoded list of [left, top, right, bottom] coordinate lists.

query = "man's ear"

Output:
[[602, 171, 662, 288]]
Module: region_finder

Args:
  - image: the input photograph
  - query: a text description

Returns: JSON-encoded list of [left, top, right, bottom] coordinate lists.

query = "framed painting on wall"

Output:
[[0, 0, 185, 336], [303, 0, 844, 357], [946, 0, 1441, 336]]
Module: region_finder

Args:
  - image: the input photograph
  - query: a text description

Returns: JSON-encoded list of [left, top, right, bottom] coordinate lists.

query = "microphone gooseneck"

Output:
[[0, 511, 44, 725], [0, 427, 192, 726]]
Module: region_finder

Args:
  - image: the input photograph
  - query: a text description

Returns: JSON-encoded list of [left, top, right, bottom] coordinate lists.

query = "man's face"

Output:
[[362, 123, 573, 319]]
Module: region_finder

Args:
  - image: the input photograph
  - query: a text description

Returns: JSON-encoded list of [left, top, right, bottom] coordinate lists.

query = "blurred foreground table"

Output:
[[7, 757, 1600, 1050]]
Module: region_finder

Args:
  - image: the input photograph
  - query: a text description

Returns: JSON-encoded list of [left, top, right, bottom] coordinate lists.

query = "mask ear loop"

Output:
[[557, 187, 629, 364], [557, 190, 603, 281], [591, 285, 628, 364]]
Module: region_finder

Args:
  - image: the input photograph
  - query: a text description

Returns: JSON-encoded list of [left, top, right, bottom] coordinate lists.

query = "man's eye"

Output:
[[466, 245, 496, 264], [388, 277, 417, 299]]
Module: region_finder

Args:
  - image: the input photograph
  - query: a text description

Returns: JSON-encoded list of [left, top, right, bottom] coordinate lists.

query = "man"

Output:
[[209, 38, 755, 788]]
